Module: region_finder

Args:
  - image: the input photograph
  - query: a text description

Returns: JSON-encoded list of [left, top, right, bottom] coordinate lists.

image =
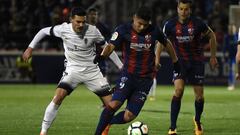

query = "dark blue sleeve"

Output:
[[197, 18, 209, 33], [163, 21, 171, 37], [156, 26, 168, 46], [109, 25, 124, 47]]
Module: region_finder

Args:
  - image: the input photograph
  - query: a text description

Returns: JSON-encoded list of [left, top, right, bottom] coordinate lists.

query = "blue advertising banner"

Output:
[[0, 52, 228, 85]]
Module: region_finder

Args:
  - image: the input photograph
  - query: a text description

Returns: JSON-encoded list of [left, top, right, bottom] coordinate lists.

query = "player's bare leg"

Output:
[[100, 95, 112, 106], [40, 88, 68, 135]]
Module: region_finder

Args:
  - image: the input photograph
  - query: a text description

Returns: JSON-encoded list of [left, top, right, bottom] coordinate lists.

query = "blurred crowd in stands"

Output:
[[0, 0, 239, 51]]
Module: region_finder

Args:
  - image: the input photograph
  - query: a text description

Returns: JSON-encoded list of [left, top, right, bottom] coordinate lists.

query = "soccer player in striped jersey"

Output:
[[94, 6, 180, 135], [163, 0, 218, 135], [22, 7, 119, 135]]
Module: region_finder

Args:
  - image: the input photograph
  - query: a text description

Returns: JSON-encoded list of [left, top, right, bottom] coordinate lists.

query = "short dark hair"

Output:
[[135, 6, 152, 21], [70, 7, 86, 17], [177, 0, 193, 6]]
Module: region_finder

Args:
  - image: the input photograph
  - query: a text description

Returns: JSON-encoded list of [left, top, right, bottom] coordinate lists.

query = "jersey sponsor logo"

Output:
[[111, 32, 118, 41], [130, 43, 151, 51], [67, 45, 87, 51], [194, 75, 204, 79], [176, 35, 194, 43]]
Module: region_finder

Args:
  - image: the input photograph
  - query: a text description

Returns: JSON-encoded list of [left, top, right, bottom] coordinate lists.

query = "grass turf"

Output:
[[0, 84, 239, 135]]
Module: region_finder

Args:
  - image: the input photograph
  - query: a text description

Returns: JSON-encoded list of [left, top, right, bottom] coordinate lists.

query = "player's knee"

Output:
[[174, 89, 184, 98], [108, 100, 122, 110], [195, 96, 204, 102], [53, 88, 68, 105], [124, 110, 136, 123], [53, 96, 64, 105]]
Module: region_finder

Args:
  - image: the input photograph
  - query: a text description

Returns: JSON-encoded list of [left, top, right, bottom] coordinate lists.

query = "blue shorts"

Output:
[[112, 73, 153, 116], [173, 62, 204, 85]]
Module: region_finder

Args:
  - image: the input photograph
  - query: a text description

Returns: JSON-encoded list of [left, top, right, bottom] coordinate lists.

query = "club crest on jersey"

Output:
[[188, 28, 194, 35], [145, 35, 151, 42], [84, 38, 88, 44]]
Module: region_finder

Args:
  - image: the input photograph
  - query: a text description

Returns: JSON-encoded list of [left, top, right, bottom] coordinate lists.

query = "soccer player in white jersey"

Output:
[[22, 7, 118, 135]]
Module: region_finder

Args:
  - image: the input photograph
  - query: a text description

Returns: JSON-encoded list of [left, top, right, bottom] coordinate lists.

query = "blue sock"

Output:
[[195, 99, 204, 122], [170, 96, 181, 129], [110, 111, 126, 124], [95, 106, 115, 135]]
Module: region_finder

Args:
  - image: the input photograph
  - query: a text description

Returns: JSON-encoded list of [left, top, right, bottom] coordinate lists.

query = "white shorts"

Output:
[[58, 65, 111, 96]]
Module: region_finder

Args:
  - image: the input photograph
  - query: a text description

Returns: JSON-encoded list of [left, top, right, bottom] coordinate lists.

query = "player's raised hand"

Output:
[[22, 47, 33, 62], [209, 57, 218, 70]]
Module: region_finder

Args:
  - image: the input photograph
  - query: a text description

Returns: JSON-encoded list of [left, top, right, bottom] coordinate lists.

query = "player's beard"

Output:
[[75, 27, 84, 33]]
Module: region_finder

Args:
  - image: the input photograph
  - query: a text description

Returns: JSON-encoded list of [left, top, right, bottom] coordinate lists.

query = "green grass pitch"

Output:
[[0, 84, 239, 135]]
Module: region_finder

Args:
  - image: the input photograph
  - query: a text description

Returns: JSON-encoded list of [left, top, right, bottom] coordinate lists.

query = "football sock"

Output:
[[170, 96, 181, 129], [149, 78, 156, 97], [95, 106, 115, 135], [195, 99, 204, 122], [110, 111, 126, 124], [40, 101, 59, 134]]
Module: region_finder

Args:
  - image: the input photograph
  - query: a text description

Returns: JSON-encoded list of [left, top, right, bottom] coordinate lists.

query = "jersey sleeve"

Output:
[[163, 21, 171, 37], [94, 27, 106, 46], [109, 26, 124, 46], [156, 26, 168, 46], [197, 18, 209, 34], [50, 23, 66, 38]]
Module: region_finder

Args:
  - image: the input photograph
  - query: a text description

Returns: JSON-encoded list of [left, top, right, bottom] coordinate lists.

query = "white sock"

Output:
[[40, 101, 59, 134], [149, 78, 157, 97]]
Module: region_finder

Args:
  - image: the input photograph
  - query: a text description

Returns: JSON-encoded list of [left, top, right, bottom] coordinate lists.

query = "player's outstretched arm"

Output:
[[22, 27, 51, 62], [93, 43, 116, 64], [109, 51, 123, 69], [101, 43, 115, 57], [22, 47, 33, 62]]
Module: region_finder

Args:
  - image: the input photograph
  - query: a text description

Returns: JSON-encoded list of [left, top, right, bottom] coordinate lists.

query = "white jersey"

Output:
[[52, 23, 105, 68]]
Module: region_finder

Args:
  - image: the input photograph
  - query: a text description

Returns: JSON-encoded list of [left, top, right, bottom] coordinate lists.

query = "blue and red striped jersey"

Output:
[[163, 16, 208, 62], [110, 22, 167, 78]]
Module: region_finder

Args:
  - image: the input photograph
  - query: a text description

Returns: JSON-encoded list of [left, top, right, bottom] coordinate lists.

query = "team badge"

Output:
[[188, 28, 194, 35], [145, 35, 151, 42], [84, 38, 88, 44]]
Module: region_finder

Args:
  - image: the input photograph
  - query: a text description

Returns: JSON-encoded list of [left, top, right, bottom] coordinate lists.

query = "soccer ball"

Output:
[[127, 121, 148, 135]]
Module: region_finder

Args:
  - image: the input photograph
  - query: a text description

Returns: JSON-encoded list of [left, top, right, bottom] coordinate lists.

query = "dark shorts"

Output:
[[173, 62, 204, 85], [112, 73, 153, 116]]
